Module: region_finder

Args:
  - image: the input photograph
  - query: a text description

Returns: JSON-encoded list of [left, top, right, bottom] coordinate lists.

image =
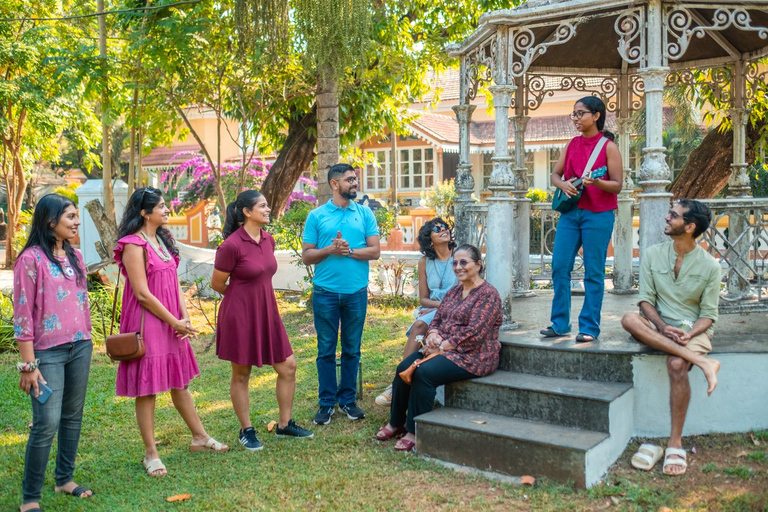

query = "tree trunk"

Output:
[[260, 108, 317, 216], [670, 120, 764, 199], [214, 113, 227, 217], [316, 66, 338, 204], [4, 147, 27, 267], [84, 199, 119, 262], [98, 0, 116, 225]]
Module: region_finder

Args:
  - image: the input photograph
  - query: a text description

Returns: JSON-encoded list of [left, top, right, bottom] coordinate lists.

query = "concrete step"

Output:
[[445, 371, 633, 433], [499, 338, 634, 382], [416, 407, 609, 489]]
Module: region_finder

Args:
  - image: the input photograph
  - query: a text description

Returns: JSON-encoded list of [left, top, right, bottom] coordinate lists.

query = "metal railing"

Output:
[[701, 198, 768, 314], [465, 203, 488, 251]]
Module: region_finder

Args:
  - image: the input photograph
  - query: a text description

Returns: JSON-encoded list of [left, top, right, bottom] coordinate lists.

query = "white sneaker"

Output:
[[375, 384, 393, 406]]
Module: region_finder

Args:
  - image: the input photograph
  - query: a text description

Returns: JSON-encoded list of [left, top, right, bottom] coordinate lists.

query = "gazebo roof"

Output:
[[448, 0, 768, 74]]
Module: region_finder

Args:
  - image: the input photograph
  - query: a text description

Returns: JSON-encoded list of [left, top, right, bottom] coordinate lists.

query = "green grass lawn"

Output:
[[1, 294, 767, 511]]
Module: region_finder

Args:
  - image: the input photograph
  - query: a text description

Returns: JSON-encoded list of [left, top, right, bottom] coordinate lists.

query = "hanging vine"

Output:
[[292, 0, 371, 77], [233, 0, 289, 57]]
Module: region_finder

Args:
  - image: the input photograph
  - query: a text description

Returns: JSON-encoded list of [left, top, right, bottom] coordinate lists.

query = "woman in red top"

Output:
[[376, 244, 502, 452], [212, 190, 313, 451], [542, 96, 623, 342]]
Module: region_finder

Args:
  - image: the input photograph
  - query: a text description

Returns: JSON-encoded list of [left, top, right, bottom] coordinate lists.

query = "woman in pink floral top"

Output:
[[13, 194, 94, 512], [377, 244, 502, 452]]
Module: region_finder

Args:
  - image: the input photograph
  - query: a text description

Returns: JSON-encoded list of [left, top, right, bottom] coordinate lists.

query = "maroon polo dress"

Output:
[[214, 226, 292, 366]]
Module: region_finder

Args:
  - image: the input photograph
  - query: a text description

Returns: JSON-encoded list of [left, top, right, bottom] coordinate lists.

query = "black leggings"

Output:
[[389, 351, 475, 433]]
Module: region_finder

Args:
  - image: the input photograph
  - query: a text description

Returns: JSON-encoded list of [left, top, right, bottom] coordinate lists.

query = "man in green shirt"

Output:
[[622, 199, 722, 477]]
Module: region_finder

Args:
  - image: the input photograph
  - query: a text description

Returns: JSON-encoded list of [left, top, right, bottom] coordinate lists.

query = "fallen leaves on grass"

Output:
[[521, 475, 536, 486], [166, 494, 191, 502], [267, 421, 277, 432], [750, 433, 761, 446]]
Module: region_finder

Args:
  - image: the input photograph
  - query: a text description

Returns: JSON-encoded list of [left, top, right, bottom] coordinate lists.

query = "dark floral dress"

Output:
[[428, 281, 502, 376]]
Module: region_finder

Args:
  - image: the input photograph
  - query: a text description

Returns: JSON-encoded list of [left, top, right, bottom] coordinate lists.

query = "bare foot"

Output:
[[54, 481, 93, 497], [699, 358, 721, 396], [663, 453, 687, 475]]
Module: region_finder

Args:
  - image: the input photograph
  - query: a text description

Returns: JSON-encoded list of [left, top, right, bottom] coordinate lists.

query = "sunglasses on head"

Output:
[[452, 258, 472, 268], [431, 223, 449, 233]]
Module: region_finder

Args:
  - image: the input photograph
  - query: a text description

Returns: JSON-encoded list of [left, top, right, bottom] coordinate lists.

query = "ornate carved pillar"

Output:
[[452, 104, 477, 246], [611, 71, 637, 294], [729, 61, 750, 197], [510, 108, 535, 299], [485, 83, 519, 328], [726, 60, 751, 298], [637, 1, 671, 256]]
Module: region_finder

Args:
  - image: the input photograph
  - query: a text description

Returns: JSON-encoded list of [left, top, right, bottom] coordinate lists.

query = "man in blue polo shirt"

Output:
[[302, 163, 380, 425]]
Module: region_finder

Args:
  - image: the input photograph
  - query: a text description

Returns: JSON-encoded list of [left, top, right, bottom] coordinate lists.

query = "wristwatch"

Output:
[[348, 247, 355, 256]]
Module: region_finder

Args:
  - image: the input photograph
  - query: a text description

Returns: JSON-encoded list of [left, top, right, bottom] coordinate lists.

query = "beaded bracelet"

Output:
[[15, 359, 40, 373]]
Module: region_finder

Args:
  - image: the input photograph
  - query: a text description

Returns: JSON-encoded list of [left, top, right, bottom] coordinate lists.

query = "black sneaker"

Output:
[[238, 427, 263, 451], [340, 402, 366, 420], [313, 406, 335, 425], [276, 419, 314, 438]]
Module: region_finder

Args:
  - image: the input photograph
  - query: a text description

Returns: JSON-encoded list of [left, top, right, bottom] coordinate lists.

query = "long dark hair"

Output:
[[118, 187, 178, 257], [575, 96, 615, 141], [223, 190, 264, 239], [17, 193, 86, 287], [417, 217, 455, 259]]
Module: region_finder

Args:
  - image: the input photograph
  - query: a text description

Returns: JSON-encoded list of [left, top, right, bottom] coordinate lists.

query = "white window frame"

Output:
[[364, 149, 390, 193], [398, 147, 435, 191]]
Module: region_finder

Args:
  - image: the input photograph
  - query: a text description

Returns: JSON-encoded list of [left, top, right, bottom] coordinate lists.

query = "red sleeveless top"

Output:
[[562, 133, 617, 213]]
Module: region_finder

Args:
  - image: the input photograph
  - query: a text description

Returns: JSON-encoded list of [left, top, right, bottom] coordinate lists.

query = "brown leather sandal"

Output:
[[376, 425, 405, 441]]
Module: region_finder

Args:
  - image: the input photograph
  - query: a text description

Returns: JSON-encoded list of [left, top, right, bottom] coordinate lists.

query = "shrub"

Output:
[[420, 179, 456, 221]]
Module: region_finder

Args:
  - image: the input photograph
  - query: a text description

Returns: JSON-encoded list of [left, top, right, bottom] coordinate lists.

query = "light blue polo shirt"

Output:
[[303, 199, 379, 294]]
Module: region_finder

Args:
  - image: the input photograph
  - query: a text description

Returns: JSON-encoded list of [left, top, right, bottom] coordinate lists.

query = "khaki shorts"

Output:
[[638, 317, 712, 356]]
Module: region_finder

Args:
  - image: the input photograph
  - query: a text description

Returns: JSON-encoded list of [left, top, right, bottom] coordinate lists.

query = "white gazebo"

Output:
[[447, 0, 768, 325]]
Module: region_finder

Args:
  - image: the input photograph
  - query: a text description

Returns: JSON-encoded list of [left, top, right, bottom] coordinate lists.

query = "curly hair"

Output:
[[417, 217, 455, 259]]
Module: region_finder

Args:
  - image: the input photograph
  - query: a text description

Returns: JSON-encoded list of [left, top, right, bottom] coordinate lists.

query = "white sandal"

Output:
[[631, 443, 664, 471], [142, 458, 167, 477], [662, 447, 688, 476], [190, 437, 230, 453]]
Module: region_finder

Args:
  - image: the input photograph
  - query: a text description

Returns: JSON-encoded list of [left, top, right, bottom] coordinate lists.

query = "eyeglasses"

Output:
[[569, 110, 594, 120], [452, 258, 472, 268], [667, 209, 691, 222], [334, 176, 358, 184], [431, 223, 449, 234]]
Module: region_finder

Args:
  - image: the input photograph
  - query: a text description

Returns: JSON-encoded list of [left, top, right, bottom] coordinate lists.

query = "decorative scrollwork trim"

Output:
[[665, 7, 768, 62], [616, 8, 646, 67], [509, 22, 579, 78]]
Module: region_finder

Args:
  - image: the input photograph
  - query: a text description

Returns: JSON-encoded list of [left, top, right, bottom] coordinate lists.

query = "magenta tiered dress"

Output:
[[114, 234, 200, 397]]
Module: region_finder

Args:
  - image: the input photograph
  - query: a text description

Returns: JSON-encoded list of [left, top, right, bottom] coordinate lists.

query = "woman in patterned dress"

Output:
[[13, 194, 94, 511], [376, 244, 502, 451], [375, 217, 457, 406], [115, 187, 228, 478]]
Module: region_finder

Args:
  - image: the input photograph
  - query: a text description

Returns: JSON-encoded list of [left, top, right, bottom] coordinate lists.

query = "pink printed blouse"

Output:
[[13, 247, 92, 350]]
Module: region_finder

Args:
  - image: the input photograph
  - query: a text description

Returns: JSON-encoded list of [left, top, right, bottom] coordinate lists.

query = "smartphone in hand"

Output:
[[33, 380, 53, 404]]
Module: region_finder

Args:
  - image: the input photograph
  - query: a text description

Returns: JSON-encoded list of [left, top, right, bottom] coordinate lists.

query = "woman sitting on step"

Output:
[[376, 244, 502, 452], [375, 217, 457, 406]]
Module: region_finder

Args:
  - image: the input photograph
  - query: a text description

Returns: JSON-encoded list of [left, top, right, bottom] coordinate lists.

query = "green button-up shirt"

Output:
[[637, 241, 721, 337]]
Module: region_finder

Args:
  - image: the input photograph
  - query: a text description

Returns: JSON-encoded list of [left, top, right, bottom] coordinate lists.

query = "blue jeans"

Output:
[[550, 208, 615, 338], [312, 286, 367, 407], [23, 339, 92, 504]]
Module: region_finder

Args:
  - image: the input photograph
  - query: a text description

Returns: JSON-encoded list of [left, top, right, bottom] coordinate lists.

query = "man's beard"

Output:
[[666, 224, 687, 236], [341, 189, 357, 200]]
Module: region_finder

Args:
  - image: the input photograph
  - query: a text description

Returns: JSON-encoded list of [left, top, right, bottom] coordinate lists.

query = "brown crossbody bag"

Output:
[[106, 252, 147, 362]]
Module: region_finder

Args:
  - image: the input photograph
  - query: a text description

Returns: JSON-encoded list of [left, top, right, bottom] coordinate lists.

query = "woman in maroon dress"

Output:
[[376, 244, 502, 452], [212, 190, 313, 450]]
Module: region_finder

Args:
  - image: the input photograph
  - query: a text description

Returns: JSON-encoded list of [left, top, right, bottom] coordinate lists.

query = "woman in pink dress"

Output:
[[212, 190, 312, 451], [115, 187, 228, 478]]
